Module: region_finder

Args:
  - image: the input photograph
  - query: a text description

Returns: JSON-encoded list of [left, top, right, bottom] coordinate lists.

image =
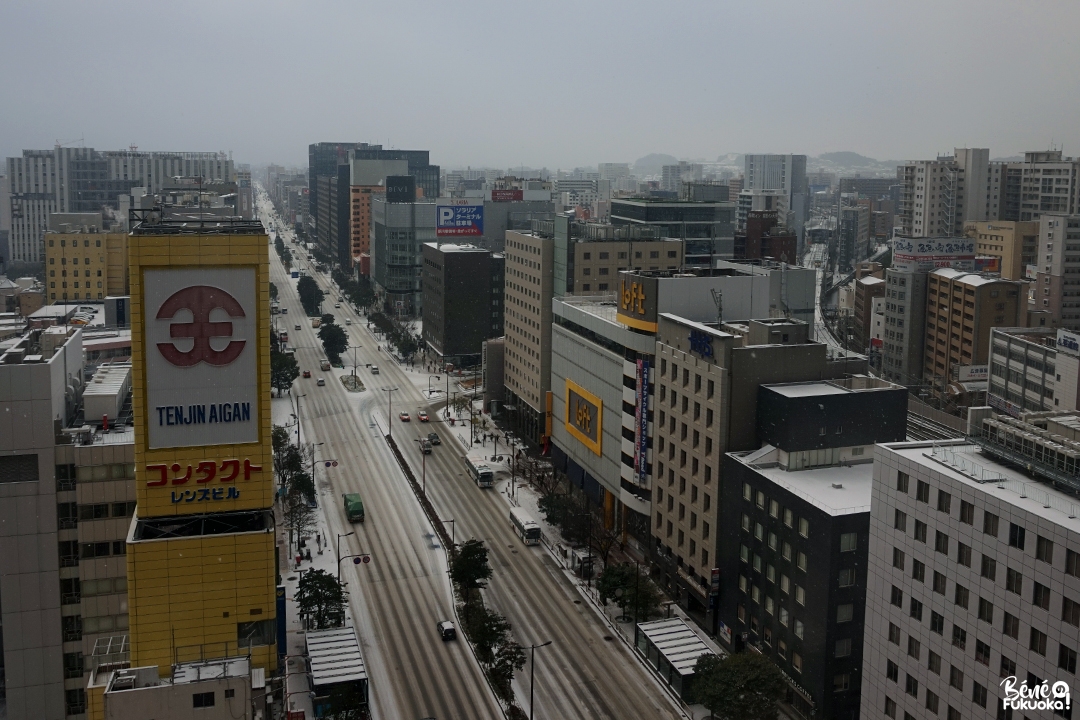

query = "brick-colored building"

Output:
[[965, 219, 1038, 281], [349, 185, 384, 273], [853, 276, 886, 351]]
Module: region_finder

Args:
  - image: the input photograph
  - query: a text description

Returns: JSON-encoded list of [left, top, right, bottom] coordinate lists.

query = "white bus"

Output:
[[510, 507, 541, 546], [465, 457, 494, 488]]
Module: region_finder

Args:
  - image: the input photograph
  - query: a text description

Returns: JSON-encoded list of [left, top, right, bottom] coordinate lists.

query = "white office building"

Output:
[[863, 417, 1080, 720]]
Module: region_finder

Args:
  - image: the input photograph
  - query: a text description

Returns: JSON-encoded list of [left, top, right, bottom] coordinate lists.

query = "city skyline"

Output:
[[1, 0, 1078, 169]]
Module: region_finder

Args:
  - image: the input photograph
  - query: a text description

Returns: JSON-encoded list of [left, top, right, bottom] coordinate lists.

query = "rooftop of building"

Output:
[[857, 276, 886, 287], [884, 439, 1080, 533], [612, 196, 734, 205], [422, 242, 490, 254], [731, 445, 874, 516], [992, 326, 1057, 348], [929, 267, 1010, 286], [102, 657, 253, 694], [128, 208, 265, 235], [765, 376, 901, 398]]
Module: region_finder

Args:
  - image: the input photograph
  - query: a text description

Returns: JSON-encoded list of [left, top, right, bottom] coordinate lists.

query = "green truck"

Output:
[[343, 493, 365, 523]]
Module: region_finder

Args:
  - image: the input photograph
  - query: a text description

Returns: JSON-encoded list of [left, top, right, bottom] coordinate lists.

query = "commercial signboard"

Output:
[[634, 360, 650, 484], [437, 199, 484, 237], [957, 364, 989, 383], [1058, 329, 1080, 357], [385, 175, 416, 204], [616, 272, 659, 332], [144, 268, 259, 449], [491, 189, 523, 202], [891, 237, 975, 273], [565, 378, 602, 456]]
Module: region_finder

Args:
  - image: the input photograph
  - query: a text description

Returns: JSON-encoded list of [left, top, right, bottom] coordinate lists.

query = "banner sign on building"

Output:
[[634, 360, 650, 484], [437, 199, 484, 237], [491, 189, 523, 202], [385, 175, 416, 204], [565, 379, 602, 456], [891, 238, 975, 273], [144, 268, 259, 449]]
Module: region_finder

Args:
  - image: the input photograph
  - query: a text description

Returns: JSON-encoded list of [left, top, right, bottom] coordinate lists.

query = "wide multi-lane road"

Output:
[[260, 192, 681, 720]]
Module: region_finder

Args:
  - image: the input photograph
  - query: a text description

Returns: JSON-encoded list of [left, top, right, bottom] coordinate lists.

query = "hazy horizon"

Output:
[[2, 0, 1078, 171]]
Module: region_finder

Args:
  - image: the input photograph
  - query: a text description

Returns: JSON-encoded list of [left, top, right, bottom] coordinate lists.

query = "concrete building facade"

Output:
[[897, 149, 995, 238], [966, 220, 1039, 281], [1035, 214, 1080, 330], [371, 196, 436, 315], [502, 229, 555, 445]]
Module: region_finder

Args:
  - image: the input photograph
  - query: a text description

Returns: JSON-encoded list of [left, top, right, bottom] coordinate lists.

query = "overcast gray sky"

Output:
[[2, 0, 1078, 170]]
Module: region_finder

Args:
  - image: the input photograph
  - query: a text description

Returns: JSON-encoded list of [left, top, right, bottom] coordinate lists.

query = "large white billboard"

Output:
[[892, 238, 975, 273], [144, 267, 259, 449]]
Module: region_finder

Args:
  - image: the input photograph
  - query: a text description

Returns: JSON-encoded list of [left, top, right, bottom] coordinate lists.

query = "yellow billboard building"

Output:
[[124, 214, 277, 675]]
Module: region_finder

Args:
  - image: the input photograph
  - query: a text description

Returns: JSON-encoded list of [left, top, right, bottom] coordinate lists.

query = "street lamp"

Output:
[[383, 387, 400, 439], [428, 374, 442, 398], [336, 531, 354, 580], [337, 553, 371, 583], [527, 640, 552, 720], [292, 392, 306, 446], [347, 344, 363, 378]]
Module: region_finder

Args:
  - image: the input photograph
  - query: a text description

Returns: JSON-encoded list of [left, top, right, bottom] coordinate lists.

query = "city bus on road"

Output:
[[510, 507, 541, 545], [465, 456, 493, 488]]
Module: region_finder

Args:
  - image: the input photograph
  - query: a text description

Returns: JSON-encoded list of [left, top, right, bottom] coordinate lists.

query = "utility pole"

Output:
[[384, 387, 400, 439]]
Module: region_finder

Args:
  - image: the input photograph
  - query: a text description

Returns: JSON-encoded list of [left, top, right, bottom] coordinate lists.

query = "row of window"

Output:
[[48, 238, 103, 247], [743, 483, 811, 537], [78, 501, 136, 520]]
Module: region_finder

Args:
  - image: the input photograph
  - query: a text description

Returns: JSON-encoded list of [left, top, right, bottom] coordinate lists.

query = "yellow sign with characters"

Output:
[[565, 378, 602, 455]]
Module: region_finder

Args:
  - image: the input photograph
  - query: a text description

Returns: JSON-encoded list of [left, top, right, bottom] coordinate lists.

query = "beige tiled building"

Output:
[[570, 239, 683, 295], [965, 220, 1038, 281], [45, 231, 129, 304], [503, 229, 555, 444]]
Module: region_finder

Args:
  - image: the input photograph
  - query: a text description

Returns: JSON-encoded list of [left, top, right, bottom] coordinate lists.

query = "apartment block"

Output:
[[897, 149, 994, 238], [503, 229, 555, 445], [1008, 150, 1080, 222], [1034, 214, 1080, 330], [923, 269, 1025, 386], [421, 243, 504, 365], [743, 155, 809, 252], [44, 228, 129, 304], [839, 205, 871, 272], [862, 424, 1080, 720], [721, 377, 906, 719], [965, 220, 1039, 281]]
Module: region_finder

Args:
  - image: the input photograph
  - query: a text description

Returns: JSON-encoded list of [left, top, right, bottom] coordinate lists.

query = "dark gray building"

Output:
[[720, 377, 906, 719], [421, 243, 504, 366], [316, 172, 351, 268], [308, 142, 353, 239], [610, 198, 735, 266], [371, 195, 436, 315], [838, 177, 898, 199]]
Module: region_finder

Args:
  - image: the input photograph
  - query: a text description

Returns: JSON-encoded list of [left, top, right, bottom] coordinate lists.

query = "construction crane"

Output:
[[54, 137, 85, 149], [710, 288, 723, 325]]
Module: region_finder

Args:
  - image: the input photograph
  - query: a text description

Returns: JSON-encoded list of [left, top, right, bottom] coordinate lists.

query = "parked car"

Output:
[[437, 621, 456, 641], [302, 370, 311, 378], [428, 432, 441, 445], [399, 412, 410, 422], [418, 411, 429, 422], [317, 378, 326, 386]]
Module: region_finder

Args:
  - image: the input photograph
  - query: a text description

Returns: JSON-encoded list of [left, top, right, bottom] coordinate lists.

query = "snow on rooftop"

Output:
[[738, 451, 873, 516], [767, 381, 849, 398]]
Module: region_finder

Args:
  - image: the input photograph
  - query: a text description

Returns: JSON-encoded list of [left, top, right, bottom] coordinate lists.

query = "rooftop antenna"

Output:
[[710, 288, 723, 325]]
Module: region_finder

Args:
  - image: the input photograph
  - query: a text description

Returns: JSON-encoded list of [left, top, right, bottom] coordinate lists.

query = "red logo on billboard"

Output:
[[156, 285, 247, 367]]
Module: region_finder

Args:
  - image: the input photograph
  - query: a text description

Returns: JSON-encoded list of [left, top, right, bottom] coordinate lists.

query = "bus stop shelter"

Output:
[[634, 617, 716, 704], [306, 627, 369, 717]]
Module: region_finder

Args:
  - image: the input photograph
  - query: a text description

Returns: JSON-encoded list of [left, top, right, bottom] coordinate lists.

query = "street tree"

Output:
[[272, 424, 290, 458], [450, 538, 492, 617], [270, 350, 299, 396], [325, 682, 366, 720], [465, 605, 512, 665], [269, 281, 278, 302], [694, 651, 787, 720], [319, 323, 348, 363], [297, 275, 324, 316], [489, 636, 526, 705], [282, 488, 315, 552], [295, 569, 347, 630], [320, 313, 335, 326]]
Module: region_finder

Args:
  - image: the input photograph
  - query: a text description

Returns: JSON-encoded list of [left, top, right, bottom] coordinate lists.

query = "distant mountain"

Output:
[[811, 152, 900, 178], [633, 153, 679, 175]]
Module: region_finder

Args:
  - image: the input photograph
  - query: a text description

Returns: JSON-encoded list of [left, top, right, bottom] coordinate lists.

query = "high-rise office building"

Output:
[[371, 193, 436, 314], [6, 149, 233, 264], [999, 150, 1080, 223], [1034, 214, 1080, 330], [421, 243, 504, 365], [502, 228, 555, 445]]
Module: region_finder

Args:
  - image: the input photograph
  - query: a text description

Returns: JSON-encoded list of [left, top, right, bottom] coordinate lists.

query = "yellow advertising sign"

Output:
[[565, 378, 602, 455], [129, 232, 273, 517]]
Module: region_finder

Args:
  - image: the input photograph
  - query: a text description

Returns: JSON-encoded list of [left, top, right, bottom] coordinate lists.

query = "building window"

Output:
[[1006, 567, 1023, 594], [916, 480, 930, 502], [1033, 582, 1051, 611], [1008, 522, 1026, 549], [912, 558, 925, 582], [935, 530, 950, 555], [1031, 627, 1048, 655], [193, 692, 215, 708], [1037, 535, 1055, 564], [960, 500, 974, 524], [937, 490, 952, 514], [837, 604, 853, 622], [1003, 612, 1019, 639], [978, 597, 994, 623], [928, 650, 941, 674], [931, 611, 944, 634], [896, 471, 909, 493], [894, 509, 907, 531], [950, 664, 964, 690], [1059, 643, 1078, 674], [984, 511, 999, 537], [981, 554, 997, 581]]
